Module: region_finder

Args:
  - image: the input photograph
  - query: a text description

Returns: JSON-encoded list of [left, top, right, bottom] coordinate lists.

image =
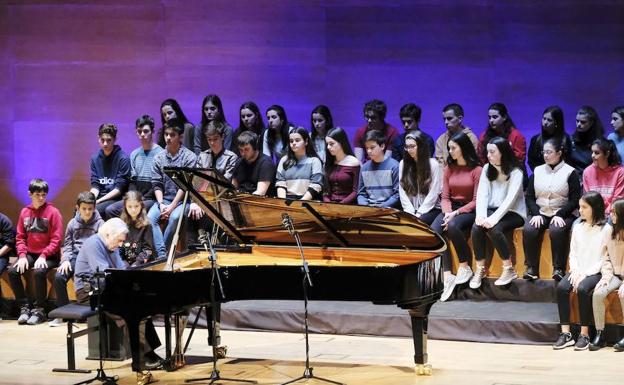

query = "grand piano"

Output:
[[101, 167, 446, 378]]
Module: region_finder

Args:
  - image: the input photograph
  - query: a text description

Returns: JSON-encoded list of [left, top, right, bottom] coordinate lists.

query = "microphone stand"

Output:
[[186, 233, 257, 385], [75, 268, 118, 385], [280, 214, 343, 385]]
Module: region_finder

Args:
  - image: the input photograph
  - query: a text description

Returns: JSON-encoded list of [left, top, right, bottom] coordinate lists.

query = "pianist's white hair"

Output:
[[98, 217, 129, 240]]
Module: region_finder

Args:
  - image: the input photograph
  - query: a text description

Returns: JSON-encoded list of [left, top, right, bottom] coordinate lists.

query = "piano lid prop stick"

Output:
[[281, 213, 312, 287], [165, 190, 189, 271]]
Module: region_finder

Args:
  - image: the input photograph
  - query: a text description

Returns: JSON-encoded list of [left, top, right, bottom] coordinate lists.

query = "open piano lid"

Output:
[[164, 167, 446, 252]]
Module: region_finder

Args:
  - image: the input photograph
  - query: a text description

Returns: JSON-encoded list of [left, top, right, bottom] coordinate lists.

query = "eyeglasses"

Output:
[[136, 128, 151, 135], [541, 150, 556, 155], [404, 144, 417, 150]]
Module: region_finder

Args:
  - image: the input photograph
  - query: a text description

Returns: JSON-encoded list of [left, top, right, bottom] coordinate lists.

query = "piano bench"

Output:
[[48, 303, 98, 374]]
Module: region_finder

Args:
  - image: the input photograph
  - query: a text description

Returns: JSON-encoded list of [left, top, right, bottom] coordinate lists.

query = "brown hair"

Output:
[[120, 191, 150, 228]]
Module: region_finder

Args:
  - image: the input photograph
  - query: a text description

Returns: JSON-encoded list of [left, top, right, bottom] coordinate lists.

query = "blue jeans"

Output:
[[147, 201, 187, 258]]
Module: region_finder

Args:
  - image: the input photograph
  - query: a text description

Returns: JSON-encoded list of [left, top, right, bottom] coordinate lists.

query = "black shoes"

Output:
[[574, 334, 591, 351], [589, 330, 607, 351], [553, 332, 574, 350], [143, 351, 163, 370], [523, 266, 538, 281], [552, 269, 565, 282], [614, 337, 624, 352]]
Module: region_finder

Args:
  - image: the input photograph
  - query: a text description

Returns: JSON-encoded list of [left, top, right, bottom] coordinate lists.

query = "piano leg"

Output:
[[409, 304, 434, 376]]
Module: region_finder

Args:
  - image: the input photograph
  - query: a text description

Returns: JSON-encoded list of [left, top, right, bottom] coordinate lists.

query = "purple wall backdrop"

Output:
[[1, 0, 623, 221]]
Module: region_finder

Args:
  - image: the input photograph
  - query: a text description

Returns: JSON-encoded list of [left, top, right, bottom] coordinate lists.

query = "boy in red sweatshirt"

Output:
[[8, 178, 63, 325]]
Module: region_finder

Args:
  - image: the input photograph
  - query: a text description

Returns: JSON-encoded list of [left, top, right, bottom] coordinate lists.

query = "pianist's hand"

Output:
[[34, 256, 48, 269], [188, 203, 204, 220], [14, 257, 29, 274], [58, 260, 72, 275]]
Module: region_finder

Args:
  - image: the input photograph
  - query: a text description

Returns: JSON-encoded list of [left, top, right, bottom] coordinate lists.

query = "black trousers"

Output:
[[418, 208, 441, 226], [8, 253, 59, 308], [556, 272, 601, 326], [471, 211, 524, 262], [522, 215, 575, 271], [431, 207, 475, 272]]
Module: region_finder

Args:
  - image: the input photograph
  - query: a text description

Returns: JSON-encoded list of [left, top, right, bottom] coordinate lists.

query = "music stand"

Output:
[[280, 213, 343, 385], [75, 268, 119, 385], [185, 234, 257, 384]]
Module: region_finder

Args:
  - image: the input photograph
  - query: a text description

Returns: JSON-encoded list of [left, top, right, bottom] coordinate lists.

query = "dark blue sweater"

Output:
[[90, 145, 131, 195]]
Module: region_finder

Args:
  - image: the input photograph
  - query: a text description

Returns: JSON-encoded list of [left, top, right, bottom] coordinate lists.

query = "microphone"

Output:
[[281, 213, 294, 235]]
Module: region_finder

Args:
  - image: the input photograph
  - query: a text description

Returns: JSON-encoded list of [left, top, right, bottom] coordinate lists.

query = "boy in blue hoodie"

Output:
[[49, 192, 104, 326], [90, 123, 131, 220]]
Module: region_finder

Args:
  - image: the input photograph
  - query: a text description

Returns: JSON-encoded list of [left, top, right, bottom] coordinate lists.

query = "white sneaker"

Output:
[[440, 274, 456, 302], [495, 266, 518, 286], [48, 318, 65, 327], [455, 265, 474, 285], [469, 265, 486, 289]]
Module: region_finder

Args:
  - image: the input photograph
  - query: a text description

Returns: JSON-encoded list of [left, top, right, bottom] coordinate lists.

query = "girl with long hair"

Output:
[[607, 106, 624, 161], [194, 94, 233, 155], [590, 199, 624, 351], [527, 106, 572, 171], [469, 137, 526, 289], [553, 191, 605, 351], [399, 131, 442, 224], [311, 105, 335, 163], [582, 137, 624, 214], [323, 127, 360, 204], [431, 132, 482, 301], [231, 101, 265, 152], [570, 105, 605, 175], [275, 127, 324, 200], [264, 105, 294, 164], [157, 98, 195, 149], [119, 191, 156, 266], [523, 137, 581, 282], [476, 103, 526, 168]]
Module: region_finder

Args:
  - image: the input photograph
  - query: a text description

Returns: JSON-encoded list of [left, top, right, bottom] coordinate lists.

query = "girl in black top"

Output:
[[569, 105, 605, 175], [527, 106, 572, 172], [119, 191, 156, 266]]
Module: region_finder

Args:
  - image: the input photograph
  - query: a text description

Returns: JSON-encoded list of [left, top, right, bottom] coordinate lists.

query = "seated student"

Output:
[[523, 137, 580, 282], [74, 218, 162, 377], [553, 192, 605, 351], [323, 127, 360, 204], [90, 123, 131, 219], [469, 137, 526, 289], [435, 103, 479, 165], [157, 98, 195, 150], [275, 127, 324, 200], [231, 131, 276, 196], [105, 115, 163, 218], [357, 130, 400, 208], [353, 99, 401, 163], [608, 106, 624, 161], [311, 105, 336, 164], [9, 178, 63, 325], [477, 103, 526, 172], [0, 212, 15, 276], [590, 199, 624, 351], [148, 118, 197, 258], [431, 132, 482, 302], [231, 101, 266, 153], [189, 120, 240, 243], [527, 106, 572, 172], [264, 105, 295, 164], [194, 94, 234, 155], [49, 192, 103, 327], [399, 103, 435, 158], [119, 191, 156, 266], [583, 137, 624, 215], [570, 106, 605, 176], [399, 131, 442, 224]]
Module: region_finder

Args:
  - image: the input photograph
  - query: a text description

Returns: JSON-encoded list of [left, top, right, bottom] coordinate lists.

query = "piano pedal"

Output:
[[136, 370, 157, 385], [215, 345, 228, 359], [416, 364, 432, 376]]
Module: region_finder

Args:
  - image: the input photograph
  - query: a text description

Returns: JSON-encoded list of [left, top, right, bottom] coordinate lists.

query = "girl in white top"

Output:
[[553, 191, 605, 351], [469, 136, 526, 289], [399, 131, 442, 225], [590, 198, 624, 351]]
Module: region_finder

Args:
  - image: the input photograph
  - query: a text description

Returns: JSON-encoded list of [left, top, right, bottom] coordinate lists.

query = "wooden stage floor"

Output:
[[0, 320, 620, 385]]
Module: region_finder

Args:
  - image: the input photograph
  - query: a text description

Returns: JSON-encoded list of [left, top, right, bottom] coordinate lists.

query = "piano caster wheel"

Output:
[[136, 370, 155, 385], [416, 364, 432, 376]]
